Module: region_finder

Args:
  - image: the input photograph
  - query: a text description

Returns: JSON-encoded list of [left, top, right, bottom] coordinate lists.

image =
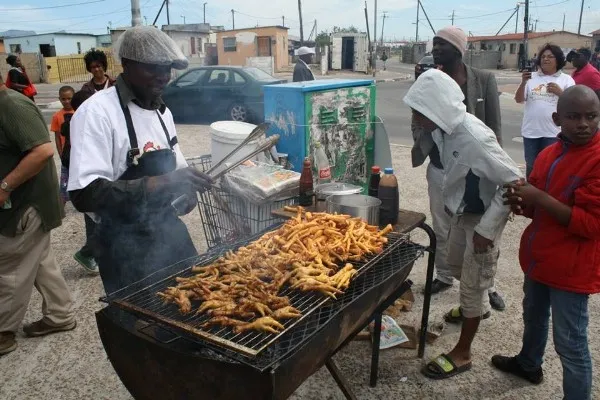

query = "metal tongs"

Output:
[[171, 123, 280, 215]]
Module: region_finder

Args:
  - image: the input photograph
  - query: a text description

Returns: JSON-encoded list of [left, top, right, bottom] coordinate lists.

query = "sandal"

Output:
[[444, 306, 491, 324], [422, 353, 472, 380]]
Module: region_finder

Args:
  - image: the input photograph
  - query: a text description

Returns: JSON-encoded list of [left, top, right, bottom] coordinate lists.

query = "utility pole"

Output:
[[203, 2, 207, 24], [298, 0, 304, 45], [415, 0, 420, 42], [380, 11, 387, 46], [365, 2, 372, 71], [181, 15, 186, 24], [515, 4, 519, 33], [231, 9, 235, 29], [523, 0, 529, 69], [166, 0, 170, 24], [578, 0, 585, 35], [282, 16, 285, 27], [451, 10, 455, 25], [533, 18, 538, 32], [562, 13, 565, 31], [131, 0, 142, 26], [373, 0, 378, 77], [495, 6, 519, 36]]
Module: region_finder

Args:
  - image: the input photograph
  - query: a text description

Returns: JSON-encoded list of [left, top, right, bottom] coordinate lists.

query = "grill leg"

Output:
[[326, 358, 358, 400], [418, 222, 437, 358], [369, 312, 383, 387]]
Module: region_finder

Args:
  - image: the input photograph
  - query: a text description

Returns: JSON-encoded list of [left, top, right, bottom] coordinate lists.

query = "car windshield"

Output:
[[243, 67, 277, 81], [419, 56, 434, 64]]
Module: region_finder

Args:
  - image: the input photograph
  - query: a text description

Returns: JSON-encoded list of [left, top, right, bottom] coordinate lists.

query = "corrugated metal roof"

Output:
[[217, 25, 289, 33], [468, 30, 589, 42]]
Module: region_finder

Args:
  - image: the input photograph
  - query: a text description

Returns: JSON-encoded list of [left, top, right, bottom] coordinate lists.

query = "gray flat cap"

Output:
[[115, 25, 188, 70]]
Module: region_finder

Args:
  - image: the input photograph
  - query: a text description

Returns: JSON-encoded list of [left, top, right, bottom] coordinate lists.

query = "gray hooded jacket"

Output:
[[404, 69, 523, 240]]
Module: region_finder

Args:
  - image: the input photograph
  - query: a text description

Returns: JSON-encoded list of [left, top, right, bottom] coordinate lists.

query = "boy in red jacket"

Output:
[[492, 85, 600, 400]]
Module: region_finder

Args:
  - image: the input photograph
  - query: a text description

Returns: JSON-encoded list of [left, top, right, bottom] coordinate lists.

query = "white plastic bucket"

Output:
[[210, 121, 259, 166]]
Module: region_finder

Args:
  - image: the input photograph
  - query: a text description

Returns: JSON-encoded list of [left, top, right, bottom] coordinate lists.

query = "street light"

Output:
[[181, 15, 186, 24]]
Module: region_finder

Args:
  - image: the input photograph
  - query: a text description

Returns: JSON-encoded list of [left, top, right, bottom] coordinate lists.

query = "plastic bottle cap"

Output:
[[371, 166, 381, 173], [384, 168, 394, 174], [315, 142, 322, 148]]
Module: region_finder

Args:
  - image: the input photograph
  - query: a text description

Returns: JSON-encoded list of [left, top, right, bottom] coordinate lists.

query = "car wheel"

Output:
[[229, 103, 250, 122]]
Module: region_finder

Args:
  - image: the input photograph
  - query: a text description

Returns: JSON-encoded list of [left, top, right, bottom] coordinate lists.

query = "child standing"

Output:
[[493, 85, 600, 400], [51, 86, 74, 205], [52, 88, 99, 275]]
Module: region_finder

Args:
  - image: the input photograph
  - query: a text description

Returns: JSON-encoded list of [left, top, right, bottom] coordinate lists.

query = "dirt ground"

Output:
[[0, 124, 598, 400]]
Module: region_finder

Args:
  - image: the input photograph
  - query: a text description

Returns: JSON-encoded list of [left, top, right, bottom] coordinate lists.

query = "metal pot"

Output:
[[314, 183, 363, 212], [326, 194, 381, 225]]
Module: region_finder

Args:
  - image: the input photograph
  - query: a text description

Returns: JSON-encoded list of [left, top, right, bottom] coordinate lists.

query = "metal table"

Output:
[[271, 207, 436, 398]]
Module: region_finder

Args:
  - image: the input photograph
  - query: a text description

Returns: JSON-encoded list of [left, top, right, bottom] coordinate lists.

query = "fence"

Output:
[[48, 53, 122, 83], [464, 50, 502, 70]]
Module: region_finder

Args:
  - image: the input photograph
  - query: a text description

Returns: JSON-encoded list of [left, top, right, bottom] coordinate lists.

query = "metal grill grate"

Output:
[[110, 232, 412, 358], [186, 155, 298, 249]]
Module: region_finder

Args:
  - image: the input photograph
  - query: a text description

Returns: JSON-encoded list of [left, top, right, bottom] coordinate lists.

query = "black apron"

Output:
[[96, 87, 197, 294]]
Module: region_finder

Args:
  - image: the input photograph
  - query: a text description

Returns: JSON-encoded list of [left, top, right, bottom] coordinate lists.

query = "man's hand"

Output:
[[546, 82, 563, 96], [150, 167, 213, 194], [0, 189, 9, 208], [473, 232, 494, 254]]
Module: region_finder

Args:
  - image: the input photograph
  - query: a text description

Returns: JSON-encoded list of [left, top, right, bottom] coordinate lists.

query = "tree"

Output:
[[316, 31, 331, 46]]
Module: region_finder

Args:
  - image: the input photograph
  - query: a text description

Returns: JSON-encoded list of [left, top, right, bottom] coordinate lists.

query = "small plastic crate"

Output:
[[186, 155, 298, 250]]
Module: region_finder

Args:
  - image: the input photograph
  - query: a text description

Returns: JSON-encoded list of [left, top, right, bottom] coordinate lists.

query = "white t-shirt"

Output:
[[521, 71, 575, 139], [68, 86, 188, 191]]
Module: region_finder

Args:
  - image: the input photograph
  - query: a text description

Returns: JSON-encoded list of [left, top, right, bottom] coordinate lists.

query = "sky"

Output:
[[0, 0, 598, 41]]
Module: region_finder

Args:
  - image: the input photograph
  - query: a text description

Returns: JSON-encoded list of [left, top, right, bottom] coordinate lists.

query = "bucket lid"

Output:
[[315, 182, 363, 197], [210, 121, 258, 140], [384, 167, 394, 174]]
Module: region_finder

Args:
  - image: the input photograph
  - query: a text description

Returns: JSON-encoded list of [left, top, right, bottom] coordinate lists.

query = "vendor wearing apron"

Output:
[[67, 26, 212, 294]]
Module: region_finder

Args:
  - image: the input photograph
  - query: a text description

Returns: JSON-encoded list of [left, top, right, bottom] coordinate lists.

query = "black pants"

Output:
[[79, 214, 97, 258]]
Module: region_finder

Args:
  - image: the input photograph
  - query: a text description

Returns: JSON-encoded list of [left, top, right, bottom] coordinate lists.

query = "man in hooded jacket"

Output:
[[412, 26, 506, 313], [405, 69, 522, 379]]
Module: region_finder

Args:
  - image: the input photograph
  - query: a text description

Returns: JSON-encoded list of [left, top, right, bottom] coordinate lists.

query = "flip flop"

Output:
[[444, 306, 491, 324], [421, 353, 472, 380]]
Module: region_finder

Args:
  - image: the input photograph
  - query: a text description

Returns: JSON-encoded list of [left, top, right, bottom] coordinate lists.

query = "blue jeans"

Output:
[[516, 278, 592, 400], [523, 137, 558, 178]]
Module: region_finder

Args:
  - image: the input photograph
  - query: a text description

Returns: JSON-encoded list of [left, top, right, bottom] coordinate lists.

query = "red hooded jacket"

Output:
[[520, 132, 600, 294]]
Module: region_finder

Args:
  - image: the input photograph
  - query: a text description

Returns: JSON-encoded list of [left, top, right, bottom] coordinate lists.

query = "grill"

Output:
[[186, 155, 297, 249], [107, 229, 414, 363]]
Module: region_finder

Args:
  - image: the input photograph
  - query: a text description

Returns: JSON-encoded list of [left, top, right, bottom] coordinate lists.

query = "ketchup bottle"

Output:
[[299, 157, 314, 206]]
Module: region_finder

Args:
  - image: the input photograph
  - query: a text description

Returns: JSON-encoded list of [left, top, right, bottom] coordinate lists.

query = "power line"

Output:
[[532, 0, 571, 7], [1, 0, 106, 11], [0, 7, 130, 23]]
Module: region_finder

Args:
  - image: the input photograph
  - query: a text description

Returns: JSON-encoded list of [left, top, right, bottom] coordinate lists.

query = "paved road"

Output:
[[39, 76, 526, 164], [376, 80, 525, 164]]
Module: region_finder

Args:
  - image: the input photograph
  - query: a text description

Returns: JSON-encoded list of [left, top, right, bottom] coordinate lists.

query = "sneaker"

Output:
[[0, 332, 17, 356], [491, 355, 544, 384], [423, 279, 453, 294], [23, 319, 77, 337], [489, 291, 506, 311], [74, 250, 99, 275]]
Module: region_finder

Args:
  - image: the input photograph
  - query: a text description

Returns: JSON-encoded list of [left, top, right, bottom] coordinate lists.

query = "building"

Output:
[[591, 29, 600, 50], [330, 32, 369, 73], [216, 26, 289, 72], [3, 32, 101, 56], [0, 37, 4, 53], [96, 34, 112, 49], [162, 23, 212, 58], [468, 31, 593, 69]]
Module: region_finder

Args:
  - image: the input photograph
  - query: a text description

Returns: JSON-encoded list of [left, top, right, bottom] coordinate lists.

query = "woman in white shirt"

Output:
[[515, 43, 575, 178]]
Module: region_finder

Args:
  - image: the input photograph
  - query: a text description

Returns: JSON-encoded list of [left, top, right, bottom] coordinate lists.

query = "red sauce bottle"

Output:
[[299, 157, 314, 206]]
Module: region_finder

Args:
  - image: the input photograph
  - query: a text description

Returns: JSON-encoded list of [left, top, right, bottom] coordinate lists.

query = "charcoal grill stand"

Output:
[[272, 208, 436, 398]]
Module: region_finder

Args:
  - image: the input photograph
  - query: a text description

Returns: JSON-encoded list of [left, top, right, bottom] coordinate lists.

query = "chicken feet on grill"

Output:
[[233, 317, 285, 334]]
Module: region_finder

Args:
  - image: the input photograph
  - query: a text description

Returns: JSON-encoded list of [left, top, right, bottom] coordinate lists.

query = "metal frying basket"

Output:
[[186, 155, 298, 250]]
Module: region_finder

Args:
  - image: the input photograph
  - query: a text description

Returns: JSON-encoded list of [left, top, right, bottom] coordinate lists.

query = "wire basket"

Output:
[[187, 155, 298, 250]]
